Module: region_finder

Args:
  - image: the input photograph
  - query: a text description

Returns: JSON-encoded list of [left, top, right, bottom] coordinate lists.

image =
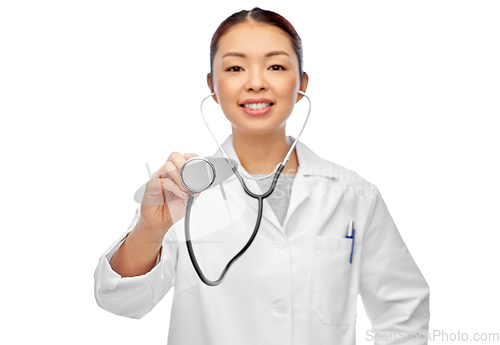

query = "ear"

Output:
[[296, 72, 309, 102], [207, 73, 219, 104]]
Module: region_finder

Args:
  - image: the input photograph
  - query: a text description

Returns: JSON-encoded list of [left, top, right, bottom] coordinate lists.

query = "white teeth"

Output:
[[243, 103, 271, 110]]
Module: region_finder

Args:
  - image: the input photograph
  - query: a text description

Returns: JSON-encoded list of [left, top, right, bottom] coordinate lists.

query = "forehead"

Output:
[[216, 22, 294, 57]]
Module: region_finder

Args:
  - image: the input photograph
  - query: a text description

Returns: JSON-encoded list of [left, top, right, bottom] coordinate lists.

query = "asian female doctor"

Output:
[[94, 7, 430, 345]]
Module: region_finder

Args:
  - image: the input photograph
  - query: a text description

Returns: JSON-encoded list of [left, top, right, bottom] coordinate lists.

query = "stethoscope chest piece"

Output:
[[181, 156, 240, 193], [180, 157, 217, 193]]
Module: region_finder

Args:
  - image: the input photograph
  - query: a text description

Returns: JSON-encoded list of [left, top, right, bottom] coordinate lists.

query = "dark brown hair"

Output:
[[209, 7, 304, 84]]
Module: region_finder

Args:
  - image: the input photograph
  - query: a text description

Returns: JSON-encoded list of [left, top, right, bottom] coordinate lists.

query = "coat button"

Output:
[[276, 302, 288, 314], [275, 240, 286, 249]]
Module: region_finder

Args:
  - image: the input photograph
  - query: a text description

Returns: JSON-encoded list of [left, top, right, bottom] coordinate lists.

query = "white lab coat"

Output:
[[94, 134, 430, 345]]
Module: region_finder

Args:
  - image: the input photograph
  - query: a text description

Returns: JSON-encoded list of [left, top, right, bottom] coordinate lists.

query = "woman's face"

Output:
[[208, 22, 308, 136]]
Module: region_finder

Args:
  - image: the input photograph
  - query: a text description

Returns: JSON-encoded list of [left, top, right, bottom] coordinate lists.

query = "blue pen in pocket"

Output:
[[346, 220, 355, 264]]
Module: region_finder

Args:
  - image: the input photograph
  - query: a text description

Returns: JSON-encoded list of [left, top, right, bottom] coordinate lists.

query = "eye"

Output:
[[227, 66, 243, 72], [269, 65, 285, 71]]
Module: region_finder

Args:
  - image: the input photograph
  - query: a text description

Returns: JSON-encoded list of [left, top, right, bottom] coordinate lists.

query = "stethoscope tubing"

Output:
[[185, 90, 310, 286]]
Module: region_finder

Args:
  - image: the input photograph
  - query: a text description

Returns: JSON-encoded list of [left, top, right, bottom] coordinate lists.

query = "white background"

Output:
[[1, 0, 499, 344]]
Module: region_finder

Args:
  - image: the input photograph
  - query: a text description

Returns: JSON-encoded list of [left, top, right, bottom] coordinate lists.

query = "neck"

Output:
[[231, 129, 299, 175]]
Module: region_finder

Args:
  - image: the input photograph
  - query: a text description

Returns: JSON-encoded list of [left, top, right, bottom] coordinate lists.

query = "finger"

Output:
[[193, 191, 201, 205], [156, 175, 189, 199], [183, 153, 199, 160], [152, 152, 188, 192], [166, 152, 190, 193], [152, 162, 170, 179], [152, 153, 199, 179]]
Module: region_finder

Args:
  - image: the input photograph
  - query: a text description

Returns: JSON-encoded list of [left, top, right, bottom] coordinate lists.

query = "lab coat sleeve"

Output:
[[359, 185, 430, 344], [93, 206, 178, 319]]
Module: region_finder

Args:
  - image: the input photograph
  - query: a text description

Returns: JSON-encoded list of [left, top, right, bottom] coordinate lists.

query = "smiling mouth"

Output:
[[239, 102, 275, 116], [239, 102, 275, 110]]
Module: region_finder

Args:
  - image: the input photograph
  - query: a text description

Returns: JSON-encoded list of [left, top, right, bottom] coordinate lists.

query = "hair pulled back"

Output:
[[209, 7, 304, 84]]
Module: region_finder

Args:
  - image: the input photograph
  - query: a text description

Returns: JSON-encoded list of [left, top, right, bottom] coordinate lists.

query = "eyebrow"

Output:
[[222, 51, 290, 59]]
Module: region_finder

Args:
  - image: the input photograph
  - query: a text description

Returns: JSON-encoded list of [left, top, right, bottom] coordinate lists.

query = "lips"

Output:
[[239, 97, 274, 105]]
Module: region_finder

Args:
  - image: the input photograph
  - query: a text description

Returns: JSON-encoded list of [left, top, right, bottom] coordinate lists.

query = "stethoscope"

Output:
[[180, 90, 311, 287]]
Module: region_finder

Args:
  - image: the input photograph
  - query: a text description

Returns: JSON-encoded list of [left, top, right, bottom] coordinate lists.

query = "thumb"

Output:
[[183, 153, 199, 161]]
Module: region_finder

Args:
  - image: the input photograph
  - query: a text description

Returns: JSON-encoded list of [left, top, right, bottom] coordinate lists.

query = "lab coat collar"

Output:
[[210, 134, 338, 235], [211, 134, 337, 179]]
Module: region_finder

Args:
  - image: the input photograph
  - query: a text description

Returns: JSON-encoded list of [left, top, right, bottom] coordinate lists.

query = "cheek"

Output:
[[214, 79, 239, 120], [278, 78, 299, 114], [215, 79, 236, 104], [215, 78, 229, 94], [214, 75, 238, 95], [283, 74, 299, 94]]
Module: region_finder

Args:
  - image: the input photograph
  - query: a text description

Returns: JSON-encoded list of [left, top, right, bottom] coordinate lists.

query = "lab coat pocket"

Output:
[[312, 235, 354, 326]]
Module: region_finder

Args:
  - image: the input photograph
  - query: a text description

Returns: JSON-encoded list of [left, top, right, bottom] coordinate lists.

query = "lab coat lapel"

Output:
[[282, 136, 338, 231]]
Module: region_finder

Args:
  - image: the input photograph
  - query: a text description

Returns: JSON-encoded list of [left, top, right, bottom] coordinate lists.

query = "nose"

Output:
[[245, 68, 268, 92]]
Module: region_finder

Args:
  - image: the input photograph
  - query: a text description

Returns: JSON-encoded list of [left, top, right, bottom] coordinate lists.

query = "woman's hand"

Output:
[[138, 152, 201, 236]]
